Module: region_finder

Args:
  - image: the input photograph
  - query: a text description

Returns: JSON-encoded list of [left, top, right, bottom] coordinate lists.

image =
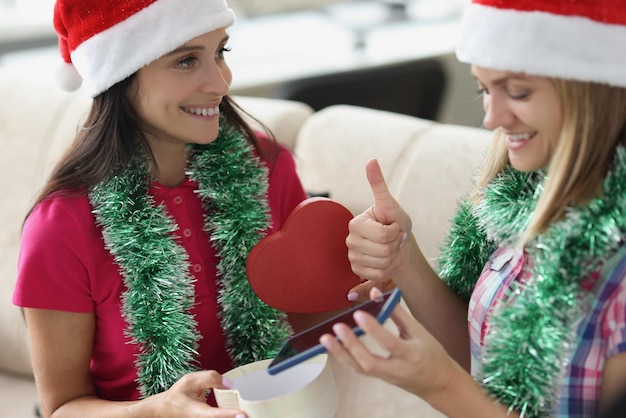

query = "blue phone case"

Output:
[[267, 288, 402, 375]]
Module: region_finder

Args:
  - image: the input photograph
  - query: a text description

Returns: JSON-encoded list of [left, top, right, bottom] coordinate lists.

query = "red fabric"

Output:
[[13, 141, 307, 401], [53, 0, 159, 62], [473, 0, 626, 25]]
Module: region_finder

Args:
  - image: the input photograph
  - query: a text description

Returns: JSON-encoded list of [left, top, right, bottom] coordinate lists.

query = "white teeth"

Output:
[[509, 132, 534, 142], [184, 106, 220, 116]]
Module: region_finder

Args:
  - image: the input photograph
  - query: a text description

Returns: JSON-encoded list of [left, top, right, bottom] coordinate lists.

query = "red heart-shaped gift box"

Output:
[[246, 197, 362, 313]]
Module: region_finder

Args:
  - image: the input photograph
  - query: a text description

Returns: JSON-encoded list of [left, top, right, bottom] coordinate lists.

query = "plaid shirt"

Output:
[[468, 245, 626, 417]]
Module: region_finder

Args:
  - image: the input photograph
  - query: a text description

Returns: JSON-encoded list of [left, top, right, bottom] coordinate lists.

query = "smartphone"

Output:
[[267, 287, 402, 375]]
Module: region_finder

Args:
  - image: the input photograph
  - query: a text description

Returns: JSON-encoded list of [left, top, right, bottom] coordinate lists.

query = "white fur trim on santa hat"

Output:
[[456, 3, 626, 88], [70, 0, 235, 97]]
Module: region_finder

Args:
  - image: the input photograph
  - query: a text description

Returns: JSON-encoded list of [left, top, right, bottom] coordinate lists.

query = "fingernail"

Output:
[[400, 232, 407, 248], [333, 324, 347, 338], [320, 335, 333, 350], [222, 377, 234, 389], [347, 292, 359, 301], [371, 287, 383, 301], [235, 414, 247, 418]]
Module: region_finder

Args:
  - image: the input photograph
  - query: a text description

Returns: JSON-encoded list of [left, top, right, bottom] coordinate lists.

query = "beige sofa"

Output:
[[0, 65, 490, 417]]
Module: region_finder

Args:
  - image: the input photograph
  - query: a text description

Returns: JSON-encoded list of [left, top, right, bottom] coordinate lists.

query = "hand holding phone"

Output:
[[267, 288, 402, 375]]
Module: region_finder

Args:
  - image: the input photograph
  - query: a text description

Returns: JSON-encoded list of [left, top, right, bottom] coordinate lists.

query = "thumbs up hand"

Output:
[[363, 158, 412, 231], [346, 159, 413, 286]]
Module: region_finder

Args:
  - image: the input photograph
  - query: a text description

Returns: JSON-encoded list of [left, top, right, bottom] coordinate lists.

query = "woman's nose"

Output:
[[482, 93, 514, 130], [200, 62, 231, 96]]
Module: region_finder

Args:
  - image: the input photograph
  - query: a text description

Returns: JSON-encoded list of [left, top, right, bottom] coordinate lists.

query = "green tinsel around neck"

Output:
[[90, 119, 290, 397], [439, 146, 626, 417]]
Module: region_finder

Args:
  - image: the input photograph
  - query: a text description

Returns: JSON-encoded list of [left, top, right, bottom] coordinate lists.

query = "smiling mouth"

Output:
[[508, 132, 537, 142], [181, 106, 220, 116]]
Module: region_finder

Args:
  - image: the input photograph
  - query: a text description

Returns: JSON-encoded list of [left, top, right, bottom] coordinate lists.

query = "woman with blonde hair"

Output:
[[323, 1, 626, 417]]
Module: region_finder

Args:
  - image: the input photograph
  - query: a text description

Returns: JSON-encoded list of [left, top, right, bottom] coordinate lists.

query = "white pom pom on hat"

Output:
[[53, 0, 235, 98], [455, 0, 626, 88], [55, 60, 82, 92]]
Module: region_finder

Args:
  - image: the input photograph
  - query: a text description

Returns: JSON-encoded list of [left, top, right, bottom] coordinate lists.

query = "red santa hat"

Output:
[[53, 0, 235, 97], [456, 0, 626, 88]]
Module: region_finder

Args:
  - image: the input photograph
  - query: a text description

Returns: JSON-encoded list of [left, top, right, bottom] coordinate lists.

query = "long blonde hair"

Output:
[[471, 80, 626, 245]]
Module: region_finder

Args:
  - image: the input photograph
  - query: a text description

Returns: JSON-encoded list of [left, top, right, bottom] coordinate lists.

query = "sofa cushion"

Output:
[[294, 104, 492, 264], [234, 95, 313, 152]]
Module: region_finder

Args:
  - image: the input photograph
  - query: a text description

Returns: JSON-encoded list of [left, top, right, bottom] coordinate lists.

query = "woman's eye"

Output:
[[178, 56, 196, 68], [217, 45, 232, 59], [476, 87, 489, 96], [508, 90, 530, 100]]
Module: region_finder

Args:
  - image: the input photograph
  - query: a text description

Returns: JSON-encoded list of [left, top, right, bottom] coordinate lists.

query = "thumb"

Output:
[[366, 159, 401, 225]]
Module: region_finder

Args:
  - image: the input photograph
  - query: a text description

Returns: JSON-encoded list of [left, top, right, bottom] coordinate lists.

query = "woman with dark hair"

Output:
[[12, 1, 308, 417]]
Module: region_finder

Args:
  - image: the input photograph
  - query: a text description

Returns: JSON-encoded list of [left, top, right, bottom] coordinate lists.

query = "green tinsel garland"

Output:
[[187, 123, 291, 367], [437, 200, 495, 301], [438, 146, 626, 417], [90, 118, 290, 397]]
